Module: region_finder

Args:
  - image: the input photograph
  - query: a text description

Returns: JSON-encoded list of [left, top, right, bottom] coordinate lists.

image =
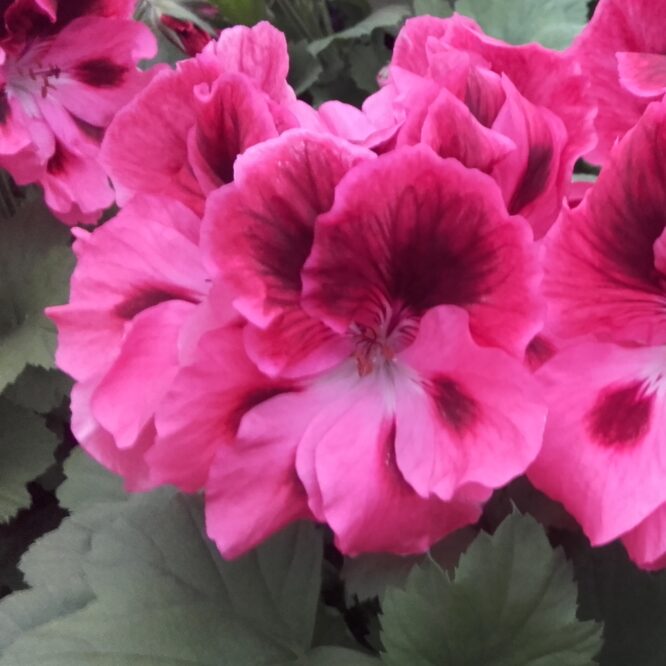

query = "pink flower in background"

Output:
[[320, 14, 595, 238], [101, 21, 319, 213], [571, 0, 666, 165], [528, 100, 666, 569], [147, 131, 546, 557], [47, 195, 211, 489], [0, 0, 155, 223]]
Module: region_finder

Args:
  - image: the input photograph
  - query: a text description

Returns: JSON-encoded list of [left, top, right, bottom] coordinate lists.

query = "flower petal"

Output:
[[543, 100, 666, 345], [394, 306, 546, 500], [202, 129, 373, 326], [302, 145, 543, 357], [618, 52, 666, 98], [91, 299, 197, 451], [528, 341, 666, 545]]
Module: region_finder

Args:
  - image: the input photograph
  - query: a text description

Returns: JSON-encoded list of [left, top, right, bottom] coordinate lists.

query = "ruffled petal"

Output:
[[394, 306, 546, 500], [543, 100, 666, 345], [528, 341, 666, 545], [202, 129, 373, 326], [302, 145, 543, 358]]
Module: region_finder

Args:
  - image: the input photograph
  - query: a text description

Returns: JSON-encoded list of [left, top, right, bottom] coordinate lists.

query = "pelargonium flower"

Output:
[[571, 0, 666, 164], [46, 195, 212, 489], [528, 100, 666, 570], [319, 14, 595, 238], [101, 20, 319, 214], [146, 130, 547, 557], [0, 0, 156, 223]]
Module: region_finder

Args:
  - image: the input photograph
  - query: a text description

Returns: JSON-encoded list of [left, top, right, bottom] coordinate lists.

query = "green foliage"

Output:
[[412, 0, 453, 17], [3, 367, 71, 414], [380, 513, 603, 665], [209, 0, 267, 24], [0, 400, 58, 523], [0, 200, 73, 393], [0, 455, 377, 665], [455, 0, 588, 50]]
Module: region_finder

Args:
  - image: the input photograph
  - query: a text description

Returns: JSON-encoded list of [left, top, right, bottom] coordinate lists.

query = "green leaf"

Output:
[[455, 0, 588, 50], [306, 646, 379, 664], [573, 540, 666, 666], [3, 366, 71, 414], [343, 527, 476, 603], [348, 35, 390, 93], [0, 489, 375, 664], [308, 5, 410, 55], [288, 40, 324, 95], [56, 449, 126, 514], [208, 0, 267, 24], [0, 399, 58, 523], [380, 512, 603, 666], [412, 0, 453, 18], [0, 200, 74, 392]]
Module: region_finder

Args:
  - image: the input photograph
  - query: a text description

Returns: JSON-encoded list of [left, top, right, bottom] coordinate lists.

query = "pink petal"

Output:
[[528, 341, 666, 545], [46, 17, 156, 128], [305, 377, 482, 555], [152, 324, 298, 492], [395, 306, 546, 500], [622, 503, 666, 570], [187, 73, 278, 194], [90, 299, 197, 450], [571, 0, 666, 163], [420, 88, 514, 172], [244, 310, 351, 379], [39, 140, 114, 224], [618, 51, 666, 98], [302, 145, 543, 358], [543, 100, 666, 345], [70, 381, 156, 492], [394, 15, 595, 168], [201, 129, 373, 326], [203, 21, 294, 104], [204, 386, 317, 558], [47, 195, 207, 381], [491, 76, 567, 238], [101, 58, 219, 208]]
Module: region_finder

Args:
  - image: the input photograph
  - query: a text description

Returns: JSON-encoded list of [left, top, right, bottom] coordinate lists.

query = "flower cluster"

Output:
[[39, 0, 666, 567], [0, 0, 155, 223]]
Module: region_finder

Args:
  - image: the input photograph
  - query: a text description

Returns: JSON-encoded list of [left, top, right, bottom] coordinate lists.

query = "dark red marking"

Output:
[[430, 376, 478, 435], [75, 59, 127, 88], [509, 144, 554, 215], [586, 381, 652, 447], [0, 88, 8, 124], [525, 335, 557, 371], [46, 142, 68, 175], [114, 288, 199, 320], [227, 384, 297, 436]]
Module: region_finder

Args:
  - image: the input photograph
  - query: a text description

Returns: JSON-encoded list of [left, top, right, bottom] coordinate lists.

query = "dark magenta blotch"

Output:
[[75, 58, 127, 87], [0, 88, 9, 125], [509, 143, 554, 215], [114, 287, 199, 320], [586, 381, 653, 447], [430, 376, 479, 435], [46, 142, 68, 175]]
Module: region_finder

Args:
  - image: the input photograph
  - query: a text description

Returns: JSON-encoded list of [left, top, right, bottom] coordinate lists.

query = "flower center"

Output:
[[350, 305, 419, 377]]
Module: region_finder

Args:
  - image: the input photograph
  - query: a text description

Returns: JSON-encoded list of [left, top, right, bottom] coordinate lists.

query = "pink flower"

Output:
[[0, 0, 155, 223], [320, 15, 595, 238], [148, 131, 546, 557], [47, 195, 211, 489], [571, 0, 666, 164], [101, 21, 319, 214], [528, 100, 666, 569]]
